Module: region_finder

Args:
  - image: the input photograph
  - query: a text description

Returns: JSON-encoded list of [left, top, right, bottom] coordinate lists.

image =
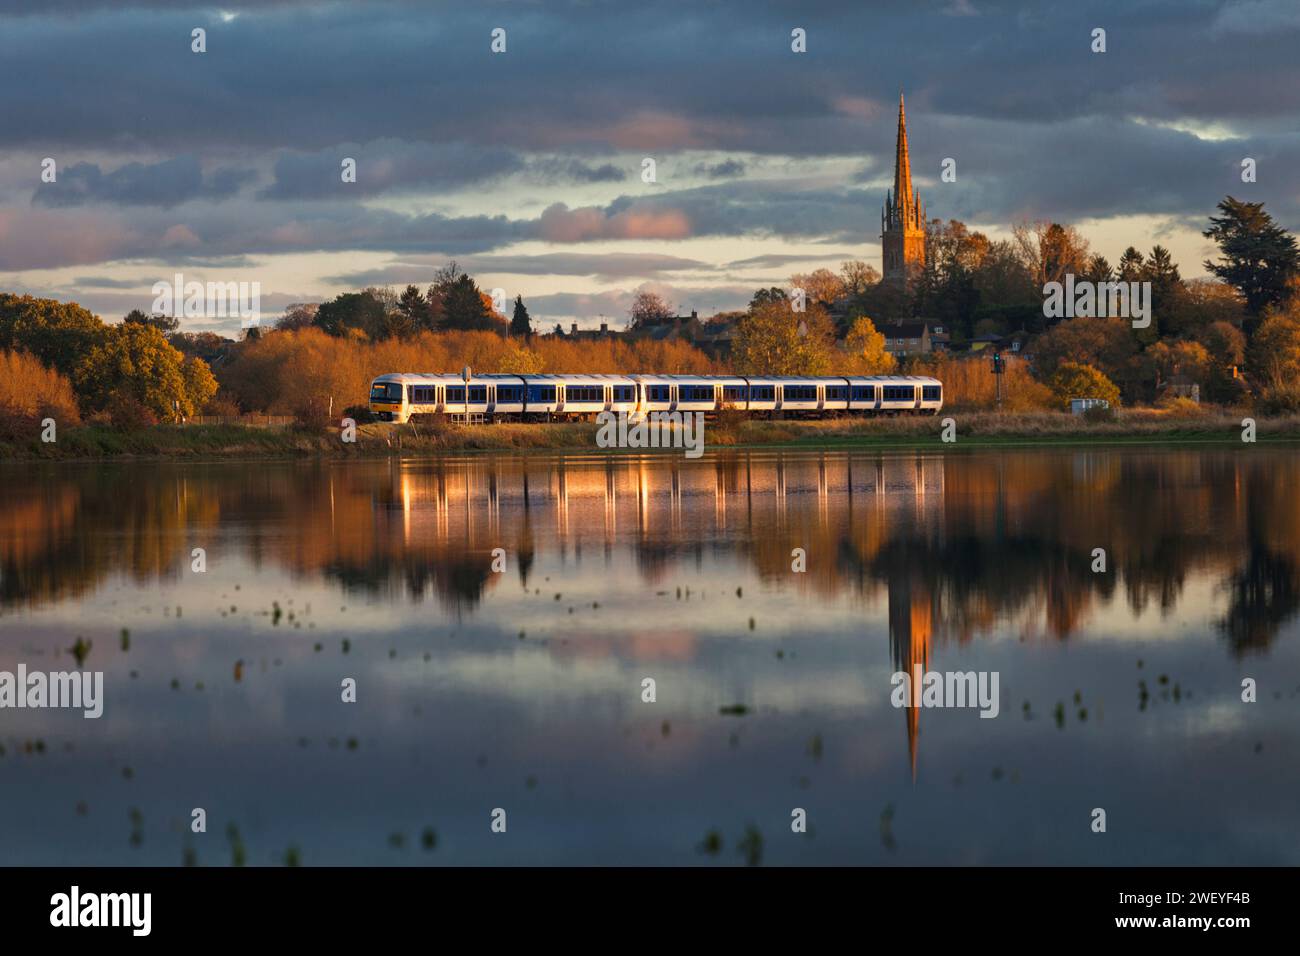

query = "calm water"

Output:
[[1, 448, 1298, 865]]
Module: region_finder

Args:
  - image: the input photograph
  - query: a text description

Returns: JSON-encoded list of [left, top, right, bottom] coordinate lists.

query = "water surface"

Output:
[[2, 448, 1298, 865]]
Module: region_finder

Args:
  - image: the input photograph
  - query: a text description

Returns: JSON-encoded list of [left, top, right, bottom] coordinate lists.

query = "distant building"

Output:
[[1070, 398, 1110, 416], [882, 320, 935, 356], [881, 93, 927, 285], [548, 320, 618, 341]]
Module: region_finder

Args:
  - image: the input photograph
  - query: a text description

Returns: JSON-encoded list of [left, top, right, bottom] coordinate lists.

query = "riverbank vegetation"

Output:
[[4, 407, 1297, 462]]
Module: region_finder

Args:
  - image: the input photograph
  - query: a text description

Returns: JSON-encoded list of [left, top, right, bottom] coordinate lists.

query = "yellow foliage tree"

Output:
[[843, 316, 897, 374]]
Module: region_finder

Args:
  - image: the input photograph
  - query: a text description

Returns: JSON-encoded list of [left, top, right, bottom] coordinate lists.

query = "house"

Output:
[[548, 320, 619, 341], [968, 331, 1029, 356], [881, 321, 934, 356]]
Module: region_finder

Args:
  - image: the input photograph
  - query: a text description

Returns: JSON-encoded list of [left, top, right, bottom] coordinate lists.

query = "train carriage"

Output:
[[369, 372, 941, 423]]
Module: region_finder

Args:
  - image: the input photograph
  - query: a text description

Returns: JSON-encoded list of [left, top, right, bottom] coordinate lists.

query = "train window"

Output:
[[722, 385, 747, 402], [446, 386, 465, 403], [750, 385, 774, 402], [851, 385, 875, 402], [468, 385, 487, 403], [783, 385, 816, 401], [370, 383, 402, 402], [527, 385, 556, 403], [408, 386, 436, 404], [680, 385, 714, 402], [826, 386, 848, 401], [922, 385, 942, 401], [612, 385, 635, 402], [565, 385, 603, 403], [496, 385, 523, 403], [646, 385, 670, 402], [882, 386, 915, 401]]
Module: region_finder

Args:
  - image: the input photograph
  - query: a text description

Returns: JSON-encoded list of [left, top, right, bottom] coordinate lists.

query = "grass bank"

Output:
[[3, 410, 1298, 462]]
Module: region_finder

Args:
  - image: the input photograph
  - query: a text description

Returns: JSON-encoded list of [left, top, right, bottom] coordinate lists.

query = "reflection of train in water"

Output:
[[369, 373, 943, 423]]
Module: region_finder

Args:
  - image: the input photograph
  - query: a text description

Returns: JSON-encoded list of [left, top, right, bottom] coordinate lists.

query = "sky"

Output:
[[1, 0, 1298, 335]]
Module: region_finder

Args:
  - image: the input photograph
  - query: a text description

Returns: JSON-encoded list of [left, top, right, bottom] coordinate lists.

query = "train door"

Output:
[[556, 384, 565, 414], [604, 384, 612, 411], [670, 384, 678, 410], [817, 384, 825, 412], [436, 385, 444, 412], [487, 384, 496, 415]]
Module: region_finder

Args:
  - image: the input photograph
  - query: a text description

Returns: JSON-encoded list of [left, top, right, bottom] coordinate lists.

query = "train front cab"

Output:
[[369, 377, 408, 422]]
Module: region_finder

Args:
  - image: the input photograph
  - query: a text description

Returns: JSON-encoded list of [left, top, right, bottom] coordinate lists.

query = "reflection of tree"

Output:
[[1220, 544, 1300, 654], [3, 451, 1298, 650], [1218, 465, 1300, 653]]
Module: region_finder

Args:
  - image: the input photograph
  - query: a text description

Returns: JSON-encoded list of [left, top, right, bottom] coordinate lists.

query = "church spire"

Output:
[[893, 91, 915, 225], [881, 89, 926, 284]]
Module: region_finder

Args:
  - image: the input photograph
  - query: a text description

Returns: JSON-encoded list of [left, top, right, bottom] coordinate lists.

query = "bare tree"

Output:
[[627, 290, 675, 329]]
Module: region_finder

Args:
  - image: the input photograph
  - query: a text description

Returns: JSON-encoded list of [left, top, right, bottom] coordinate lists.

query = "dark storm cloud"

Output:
[[1, 0, 1298, 274], [6, 1, 1299, 154], [32, 157, 255, 207], [694, 160, 747, 179]]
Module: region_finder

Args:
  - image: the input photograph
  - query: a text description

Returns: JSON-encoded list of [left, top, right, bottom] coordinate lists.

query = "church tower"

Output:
[[881, 92, 927, 284]]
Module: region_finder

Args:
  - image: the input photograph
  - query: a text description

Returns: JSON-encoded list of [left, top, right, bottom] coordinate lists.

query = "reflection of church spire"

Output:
[[888, 571, 933, 781]]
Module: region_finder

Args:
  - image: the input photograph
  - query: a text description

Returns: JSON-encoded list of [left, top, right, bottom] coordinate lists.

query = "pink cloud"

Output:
[[536, 202, 691, 242]]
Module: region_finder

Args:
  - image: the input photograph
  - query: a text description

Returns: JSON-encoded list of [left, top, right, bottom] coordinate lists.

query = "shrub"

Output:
[[1048, 361, 1121, 411], [107, 392, 158, 431], [342, 404, 375, 424], [0, 399, 40, 442], [202, 393, 242, 418], [1256, 379, 1300, 415], [1081, 404, 1117, 424], [0, 349, 81, 425]]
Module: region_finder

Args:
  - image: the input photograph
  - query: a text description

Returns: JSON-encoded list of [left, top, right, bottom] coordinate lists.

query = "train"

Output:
[[368, 372, 943, 423]]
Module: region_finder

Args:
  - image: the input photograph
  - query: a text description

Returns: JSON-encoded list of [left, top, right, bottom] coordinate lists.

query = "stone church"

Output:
[[881, 93, 927, 284]]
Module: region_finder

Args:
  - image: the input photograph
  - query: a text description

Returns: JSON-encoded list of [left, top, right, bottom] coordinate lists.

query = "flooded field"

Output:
[[1, 448, 1298, 865]]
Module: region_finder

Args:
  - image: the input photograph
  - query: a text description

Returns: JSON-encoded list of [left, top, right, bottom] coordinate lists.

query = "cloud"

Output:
[[534, 202, 692, 242], [329, 252, 712, 287], [32, 157, 255, 207], [693, 159, 747, 179]]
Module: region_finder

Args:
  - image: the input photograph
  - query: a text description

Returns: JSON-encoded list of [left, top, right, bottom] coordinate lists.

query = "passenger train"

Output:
[[368, 373, 943, 423]]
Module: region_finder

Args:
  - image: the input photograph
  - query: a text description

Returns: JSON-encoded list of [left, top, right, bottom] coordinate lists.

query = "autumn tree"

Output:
[[789, 268, 846, 308], [843, 316, 897, 374], [1014, 220, 1091, 290], [72, 322, 214, 421], [1048, 361, 1121, 409], [275, 303, 319, 331], [123, 308, 180, 334], [731, 300, 835, 375], [0, 294, 104, 375]]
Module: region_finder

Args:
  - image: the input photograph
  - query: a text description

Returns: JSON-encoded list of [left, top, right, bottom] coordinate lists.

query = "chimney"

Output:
[[599, 322, 608, 334], [571, 322, 578, 334]]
